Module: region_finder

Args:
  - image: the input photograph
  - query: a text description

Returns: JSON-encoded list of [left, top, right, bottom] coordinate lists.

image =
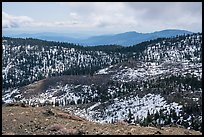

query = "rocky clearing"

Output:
[[2, 104, 202, 135]]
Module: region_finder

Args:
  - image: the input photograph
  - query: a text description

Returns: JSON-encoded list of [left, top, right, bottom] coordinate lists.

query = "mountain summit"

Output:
[[83, 29, 192, 46], [5, 29, 193, 46]]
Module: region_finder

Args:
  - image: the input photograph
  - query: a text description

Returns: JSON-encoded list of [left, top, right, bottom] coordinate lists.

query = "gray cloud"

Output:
[[133, 3, 201, 32], [2, 11, 33, 28], [3, 2, 202, 33], [60, 2, 202, 33]]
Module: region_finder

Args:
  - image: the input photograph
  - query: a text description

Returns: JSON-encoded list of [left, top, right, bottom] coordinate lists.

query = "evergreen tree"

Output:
[[127, 108, 134, 124]]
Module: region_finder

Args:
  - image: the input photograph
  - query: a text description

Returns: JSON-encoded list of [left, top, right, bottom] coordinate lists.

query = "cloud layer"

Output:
[[2, 2, 202, 33], [2, 11, 33, 28]]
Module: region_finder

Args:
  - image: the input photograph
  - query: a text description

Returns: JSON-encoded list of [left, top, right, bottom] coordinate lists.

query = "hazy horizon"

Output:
[[2, 2, 202, 37], [2, 28, 200, 39]]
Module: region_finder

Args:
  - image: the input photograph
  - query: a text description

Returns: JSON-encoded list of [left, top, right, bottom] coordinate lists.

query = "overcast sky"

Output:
[[2, 2, 202, 36]]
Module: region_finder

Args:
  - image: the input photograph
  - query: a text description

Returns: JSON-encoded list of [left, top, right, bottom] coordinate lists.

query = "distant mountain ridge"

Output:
[[5, 29, 193, 46]]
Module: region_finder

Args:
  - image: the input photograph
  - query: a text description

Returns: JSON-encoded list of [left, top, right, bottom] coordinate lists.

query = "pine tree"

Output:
[[146, 110, 153, 125], [127, 108, 134, 124]]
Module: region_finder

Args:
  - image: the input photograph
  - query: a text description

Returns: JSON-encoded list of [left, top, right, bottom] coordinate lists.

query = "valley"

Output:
[[2, 32, 202, 134]]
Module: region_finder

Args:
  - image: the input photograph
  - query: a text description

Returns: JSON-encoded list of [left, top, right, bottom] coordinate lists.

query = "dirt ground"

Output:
[[2, 104, 202, 135]]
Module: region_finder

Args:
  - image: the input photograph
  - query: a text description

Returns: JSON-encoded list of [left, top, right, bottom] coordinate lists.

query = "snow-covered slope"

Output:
[[72, 94, 182, 124], [97, 33, 202, 82], [2, 38, 125, 89], [2, 33, 202, 132]]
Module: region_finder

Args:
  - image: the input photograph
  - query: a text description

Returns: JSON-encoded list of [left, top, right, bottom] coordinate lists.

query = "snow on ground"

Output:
[[2, 62, 15, 79], [96, 61, 202, 82], [3, 84, 98, 107], [96, 67, 109, 74], [72, 93, 183, 124], [2, 88, 21, 103], [96, 65, 114, 74]]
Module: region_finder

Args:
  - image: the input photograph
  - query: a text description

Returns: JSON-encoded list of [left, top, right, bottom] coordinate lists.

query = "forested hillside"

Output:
[[2, 33, 202, 132]]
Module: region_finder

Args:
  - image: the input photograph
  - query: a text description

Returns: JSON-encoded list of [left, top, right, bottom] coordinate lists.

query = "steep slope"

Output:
[[2, 38, 126, 89], [2, 33, 202, 132]]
